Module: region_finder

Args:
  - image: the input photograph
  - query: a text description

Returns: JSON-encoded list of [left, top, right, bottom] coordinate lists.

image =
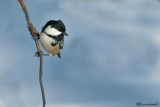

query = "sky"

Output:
[[0, 0, 160, 107]]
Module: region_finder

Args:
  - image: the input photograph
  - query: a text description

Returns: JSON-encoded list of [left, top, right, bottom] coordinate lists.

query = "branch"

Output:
[[39, 52, 46, 107], [18, 0, 40, 52], [18, 0, 46, 107]]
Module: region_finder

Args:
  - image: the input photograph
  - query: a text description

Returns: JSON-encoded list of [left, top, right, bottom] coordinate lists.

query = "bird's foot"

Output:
[[34, 51, 44, 57], [43, 54, 49, 56]]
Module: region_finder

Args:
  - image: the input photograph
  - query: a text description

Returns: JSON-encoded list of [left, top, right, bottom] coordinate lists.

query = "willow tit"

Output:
[[39, 20, 68, 58]]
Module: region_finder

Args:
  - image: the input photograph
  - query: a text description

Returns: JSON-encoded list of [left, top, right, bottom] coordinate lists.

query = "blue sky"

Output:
[[0, 0, 160, 107]]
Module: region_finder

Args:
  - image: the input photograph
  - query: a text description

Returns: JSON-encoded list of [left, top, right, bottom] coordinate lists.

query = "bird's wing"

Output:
[[59, 36, 64, 49]]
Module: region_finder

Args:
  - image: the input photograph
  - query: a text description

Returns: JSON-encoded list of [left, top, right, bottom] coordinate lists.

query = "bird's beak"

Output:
[[64, 32, 69, 36]]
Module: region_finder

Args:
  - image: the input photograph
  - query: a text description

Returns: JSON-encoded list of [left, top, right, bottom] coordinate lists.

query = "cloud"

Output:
[[0, 0, 160, 107], [0, 99, 6, 107]]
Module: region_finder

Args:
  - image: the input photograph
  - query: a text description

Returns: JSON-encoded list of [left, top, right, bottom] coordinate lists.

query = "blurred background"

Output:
[[0, 0, 160, 107]]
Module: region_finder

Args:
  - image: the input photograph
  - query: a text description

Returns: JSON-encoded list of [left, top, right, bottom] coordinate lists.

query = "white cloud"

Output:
[[0, 0, 160, 107], [0, 100, 6, 107]]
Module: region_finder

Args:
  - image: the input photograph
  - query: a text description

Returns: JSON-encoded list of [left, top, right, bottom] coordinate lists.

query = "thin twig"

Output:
[[39, 51, 46, 107], [18, 0, 46, 107]]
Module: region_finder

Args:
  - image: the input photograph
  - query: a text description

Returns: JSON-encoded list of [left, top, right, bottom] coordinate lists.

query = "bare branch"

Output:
[[39, 52, 46, 107], [18, 0, 46, 107], [18, 0, 31, 25]]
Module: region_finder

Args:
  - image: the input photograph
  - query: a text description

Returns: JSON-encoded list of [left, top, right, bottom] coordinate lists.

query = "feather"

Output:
[[57, 52, 61, 58]]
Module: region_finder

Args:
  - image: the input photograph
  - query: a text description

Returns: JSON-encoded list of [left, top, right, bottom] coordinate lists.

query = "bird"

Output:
[[39, 20, 68, 58]]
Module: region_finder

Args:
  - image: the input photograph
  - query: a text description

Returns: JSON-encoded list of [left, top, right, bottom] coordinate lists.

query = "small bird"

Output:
[[39, 20, 68, 58]]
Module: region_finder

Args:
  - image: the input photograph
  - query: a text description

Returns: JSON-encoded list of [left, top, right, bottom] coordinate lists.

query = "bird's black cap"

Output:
[[42, 20, 66, 33]]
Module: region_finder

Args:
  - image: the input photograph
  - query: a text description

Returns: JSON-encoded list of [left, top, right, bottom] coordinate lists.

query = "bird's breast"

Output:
[[40, 33, 60, 56]]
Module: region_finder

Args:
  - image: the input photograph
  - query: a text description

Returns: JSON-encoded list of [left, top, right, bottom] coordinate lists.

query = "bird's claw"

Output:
[[34, 51, 49, 57], [34, 51, 43, 57]]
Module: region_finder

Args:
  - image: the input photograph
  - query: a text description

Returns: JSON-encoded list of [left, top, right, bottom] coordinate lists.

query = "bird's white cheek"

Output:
[[51, 28, 62, 35], [45, 26, 62, 36]]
